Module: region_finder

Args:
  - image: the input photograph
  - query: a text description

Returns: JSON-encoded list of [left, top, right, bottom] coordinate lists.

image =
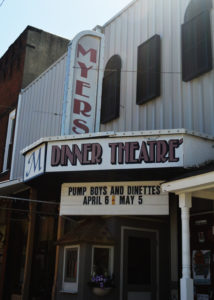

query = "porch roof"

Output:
[[161, 163, 214, 200]]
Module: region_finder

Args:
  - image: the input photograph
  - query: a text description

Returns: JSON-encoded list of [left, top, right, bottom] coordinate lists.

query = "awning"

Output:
[[161, 164, 214, 200]]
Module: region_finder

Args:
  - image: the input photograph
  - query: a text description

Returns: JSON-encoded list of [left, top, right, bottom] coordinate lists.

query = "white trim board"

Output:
[[162, 171, 214, 194]]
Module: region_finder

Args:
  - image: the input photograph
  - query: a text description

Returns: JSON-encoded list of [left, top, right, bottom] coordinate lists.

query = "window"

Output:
[[91, 246, 114, 276], [62, 246, 80, 293], [136, 35, 161, 105], [2, 109, 16, 172], [100, 55, 121, 124], [182, 0, 212, 82]]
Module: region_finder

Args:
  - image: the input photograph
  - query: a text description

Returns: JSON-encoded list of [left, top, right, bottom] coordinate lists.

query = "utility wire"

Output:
[[0, 0, 5, 7], [71, 66, 181, 74], [0, 207, 80, 222], [0, 195, 59, 205], [0, 206, 58, 217]]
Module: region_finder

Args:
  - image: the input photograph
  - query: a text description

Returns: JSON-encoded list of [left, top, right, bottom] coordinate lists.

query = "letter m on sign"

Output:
[[77, 44, 97, 63], [24, 144, 46, 181]]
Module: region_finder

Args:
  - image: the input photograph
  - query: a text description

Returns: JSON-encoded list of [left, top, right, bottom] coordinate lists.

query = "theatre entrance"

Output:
[[122, 228, 158, 300]]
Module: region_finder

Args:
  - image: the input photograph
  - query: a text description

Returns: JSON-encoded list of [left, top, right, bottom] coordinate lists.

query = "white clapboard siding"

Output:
[[100, 0, 214, 136], [11, 54, 67, 180]]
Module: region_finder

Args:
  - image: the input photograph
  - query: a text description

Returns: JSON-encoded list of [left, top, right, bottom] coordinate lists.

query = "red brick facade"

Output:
[[0, 29, 27, 180]]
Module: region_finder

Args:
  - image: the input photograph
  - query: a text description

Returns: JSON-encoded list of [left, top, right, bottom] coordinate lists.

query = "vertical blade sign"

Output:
[[62, 31, 104, 135]]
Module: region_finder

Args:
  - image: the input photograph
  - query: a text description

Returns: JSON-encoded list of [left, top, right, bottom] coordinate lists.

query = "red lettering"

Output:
[[72, 119, 89, 134], [169, 139, 183, 162], [109, 143, 118, 164], [138, 142, 150, 163], [72, 144, 83, 165], [118, 143, 126, 164], [91, 143, 102, 164], [78, 62, 93, 78], [77, 44, 97, 63], [75, 80, 90, 98], [51, 146, 61, 166], [129, 142, 139, 163], [61, 145, 74, 166], [156, 141, 168, 163], [147, 141, 156, 163], [73, 99, 91, 117], [82, 144, 92, 164]]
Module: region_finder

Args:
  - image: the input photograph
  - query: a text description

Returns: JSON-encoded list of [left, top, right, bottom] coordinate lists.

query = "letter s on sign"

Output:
[[72, 119, 89, 134]]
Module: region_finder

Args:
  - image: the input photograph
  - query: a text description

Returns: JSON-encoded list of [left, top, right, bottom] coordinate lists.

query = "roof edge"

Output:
[[21, 128, 214, 155], [103, 0, 138, 28]]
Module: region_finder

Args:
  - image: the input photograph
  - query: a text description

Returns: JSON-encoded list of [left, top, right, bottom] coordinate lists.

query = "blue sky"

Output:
[[0, 0, 132, 58]]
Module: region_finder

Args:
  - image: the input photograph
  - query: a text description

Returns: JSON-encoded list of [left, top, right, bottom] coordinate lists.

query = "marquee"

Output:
[[23, 131, 214, 182]]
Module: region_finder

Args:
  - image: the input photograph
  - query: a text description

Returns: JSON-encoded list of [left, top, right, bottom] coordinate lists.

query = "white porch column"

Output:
[[179, 193, 194, 300]]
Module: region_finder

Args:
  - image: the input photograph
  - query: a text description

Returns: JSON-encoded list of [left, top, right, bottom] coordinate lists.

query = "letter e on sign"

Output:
[[24, 144, 46, 181]]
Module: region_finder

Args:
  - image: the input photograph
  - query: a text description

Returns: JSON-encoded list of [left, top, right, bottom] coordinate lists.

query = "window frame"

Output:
[[91, 245, 114, 276], [62, 245, 80, 293], [2, 109, 16, 172]]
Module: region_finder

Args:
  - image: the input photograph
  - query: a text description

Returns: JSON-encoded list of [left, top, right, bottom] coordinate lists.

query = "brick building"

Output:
[[0, 26, 69, 299]]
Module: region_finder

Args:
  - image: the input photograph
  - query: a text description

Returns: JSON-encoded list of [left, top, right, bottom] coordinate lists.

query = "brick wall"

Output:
[[0, 30, 27, 179]]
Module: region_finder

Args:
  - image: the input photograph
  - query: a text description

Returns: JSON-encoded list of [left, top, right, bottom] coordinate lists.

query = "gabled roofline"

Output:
[[102, 0, 138, 28]]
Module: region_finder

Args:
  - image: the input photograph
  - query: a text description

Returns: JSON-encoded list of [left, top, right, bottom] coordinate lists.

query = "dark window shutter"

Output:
[[182, 11, 212, 82], [184, 0, 212, 22], [136, 35, 161, 105], [101, 55, 121, 124]]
